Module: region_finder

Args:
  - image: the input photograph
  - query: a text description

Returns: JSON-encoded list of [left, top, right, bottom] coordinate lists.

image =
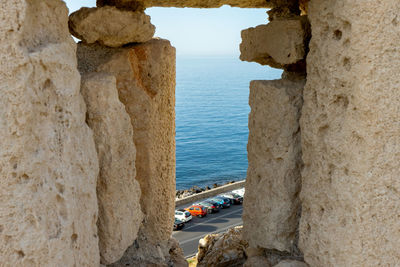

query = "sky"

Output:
[[65, 0, 268, 56]]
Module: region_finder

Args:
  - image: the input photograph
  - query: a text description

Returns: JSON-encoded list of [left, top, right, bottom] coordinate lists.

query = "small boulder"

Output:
[[191, 185, 204, 193], [69, 6, 155, 47], [196, 226, 248, 267]]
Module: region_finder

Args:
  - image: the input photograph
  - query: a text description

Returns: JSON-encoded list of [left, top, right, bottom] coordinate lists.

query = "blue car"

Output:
[[209, 197, 231, 208]]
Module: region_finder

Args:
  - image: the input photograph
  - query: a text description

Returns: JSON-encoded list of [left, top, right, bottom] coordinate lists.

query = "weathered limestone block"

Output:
[[77, 39, 176, 264], [0, 0, 99, 266], [273, 260, 308, 267], [197, 226, 248, 267], [168, 238, 188, 267], [243, 79, 304, 252], [97, 0, 271, 9], [244, 256, 271, 267], [81, 73, 143, 264], [240, 17, 310, 68], [300, 1, 400, 266], [69, 6, 155, 47]]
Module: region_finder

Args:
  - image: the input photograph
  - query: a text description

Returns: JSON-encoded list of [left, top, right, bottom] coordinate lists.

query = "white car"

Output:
[[232, 188, 245, 197], [175, 209, 192, 223]]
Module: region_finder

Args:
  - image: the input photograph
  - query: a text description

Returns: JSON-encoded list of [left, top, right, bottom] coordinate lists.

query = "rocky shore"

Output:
[[175, 180, 238, 200]]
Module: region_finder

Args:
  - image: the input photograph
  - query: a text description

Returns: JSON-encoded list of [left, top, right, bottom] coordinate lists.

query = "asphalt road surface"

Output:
[[172, 204, 243, 257]]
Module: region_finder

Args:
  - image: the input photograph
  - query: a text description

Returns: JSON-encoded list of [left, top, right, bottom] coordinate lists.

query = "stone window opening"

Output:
[[8, 1, 400, 267], [67, 1, 310, 265]]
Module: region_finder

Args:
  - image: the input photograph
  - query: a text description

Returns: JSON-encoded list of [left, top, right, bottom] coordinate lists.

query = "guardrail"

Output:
[[175, 180, 246, 207]]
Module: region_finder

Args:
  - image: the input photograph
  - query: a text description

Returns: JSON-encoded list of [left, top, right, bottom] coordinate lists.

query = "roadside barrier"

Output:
[[175, 180, 246, 207]]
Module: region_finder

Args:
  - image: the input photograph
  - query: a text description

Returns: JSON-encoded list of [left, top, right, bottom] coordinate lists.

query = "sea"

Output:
[[175, 55, 282, 190]]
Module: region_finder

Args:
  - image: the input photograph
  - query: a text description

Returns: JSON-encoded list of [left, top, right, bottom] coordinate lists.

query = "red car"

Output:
[[185, 205, 207, 217]]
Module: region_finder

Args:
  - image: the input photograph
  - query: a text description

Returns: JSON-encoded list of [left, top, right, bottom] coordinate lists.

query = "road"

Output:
[[172, 204, 243, 257]]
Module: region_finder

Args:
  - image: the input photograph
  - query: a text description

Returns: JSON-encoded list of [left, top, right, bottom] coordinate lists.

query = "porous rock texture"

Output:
[[81, 73, 143, 264], [243, 79, 304, 253], [77, 39, 177, 265], [300, 0, 400, 266], [0, 0, 99, 266], [168, 237, 189, 267], [240, 16, 310, 69], [273, 260, 308, 267], [244, 256, 271, 267], [197, 226, 248, 267], [69, 6, 155, 47], [97, 0, 270, 9]]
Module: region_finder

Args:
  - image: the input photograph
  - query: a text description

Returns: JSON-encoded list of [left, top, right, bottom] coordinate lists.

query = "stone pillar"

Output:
[[300, 1, 400, 266], [0, 0, 99, 266], [77, 39, 176, 265], [241, 5, 309, 265], [243, 78, 304, 252], [81, 73, 143, 264]]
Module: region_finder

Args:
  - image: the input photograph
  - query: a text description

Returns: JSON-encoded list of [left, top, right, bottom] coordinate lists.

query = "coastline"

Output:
[[175, 179, 245, 202]]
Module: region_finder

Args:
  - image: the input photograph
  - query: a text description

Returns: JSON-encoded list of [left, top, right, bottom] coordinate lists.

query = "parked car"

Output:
[[173, 218, 185, 231], [218, 194, 235, 205], [175, 209, 192, 222], [185, 205, 208, 217], [232, 188, 245, 197], [220, 192, 243, 205], [210, 197, 230, 208], [208, 197, 224, 207], [195, 201, 220, 213], [205, 199, 222, 210]]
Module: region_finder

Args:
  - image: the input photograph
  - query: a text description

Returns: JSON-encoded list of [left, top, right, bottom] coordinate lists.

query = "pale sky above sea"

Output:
[[65, 0, 268, 56]]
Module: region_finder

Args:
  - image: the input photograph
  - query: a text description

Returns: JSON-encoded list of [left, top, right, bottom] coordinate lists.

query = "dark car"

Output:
[[196, 201, 220, 213], [210, 197, 231, 208], [205, 200, 222, 210], [173, 218, 185, 231], [220, 193, 243, 205]]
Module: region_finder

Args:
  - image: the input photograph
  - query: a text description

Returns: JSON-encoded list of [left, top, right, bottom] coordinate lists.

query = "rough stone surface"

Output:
[[240, 17, 310, 69], [107, 234, 187, 267], [244, 256, 271, 267], [97, 0, 271, 9], [197, 226, 248, 267], [77, 38, 176, 265], [0, 0, 99, 266], [243, 79, 304, 253], [168, 238, 189, 267], [273, 260, 308, 267], [69, 7, 155, 47], [81, 73, 143, 264], [300, 1, 400, 266]]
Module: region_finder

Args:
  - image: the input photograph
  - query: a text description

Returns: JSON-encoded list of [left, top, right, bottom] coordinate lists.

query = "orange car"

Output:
[[185, 205, 207, 217]]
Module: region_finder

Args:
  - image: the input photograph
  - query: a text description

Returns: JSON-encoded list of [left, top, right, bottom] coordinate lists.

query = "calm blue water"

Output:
[[176, 55, 282, 190]]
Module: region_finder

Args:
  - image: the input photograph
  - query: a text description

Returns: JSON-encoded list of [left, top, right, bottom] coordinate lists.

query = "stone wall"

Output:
[[240, 2, 309, 265], [0, 0, 99, 265], [77, 38, 176, 244], [77, 39, 177, 265], [70, 2, 178, 264], [1, 0, 399, 266], [81, 73, 143, 264], [299, 1, 400, 266], [243, 79, 304, 253]]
